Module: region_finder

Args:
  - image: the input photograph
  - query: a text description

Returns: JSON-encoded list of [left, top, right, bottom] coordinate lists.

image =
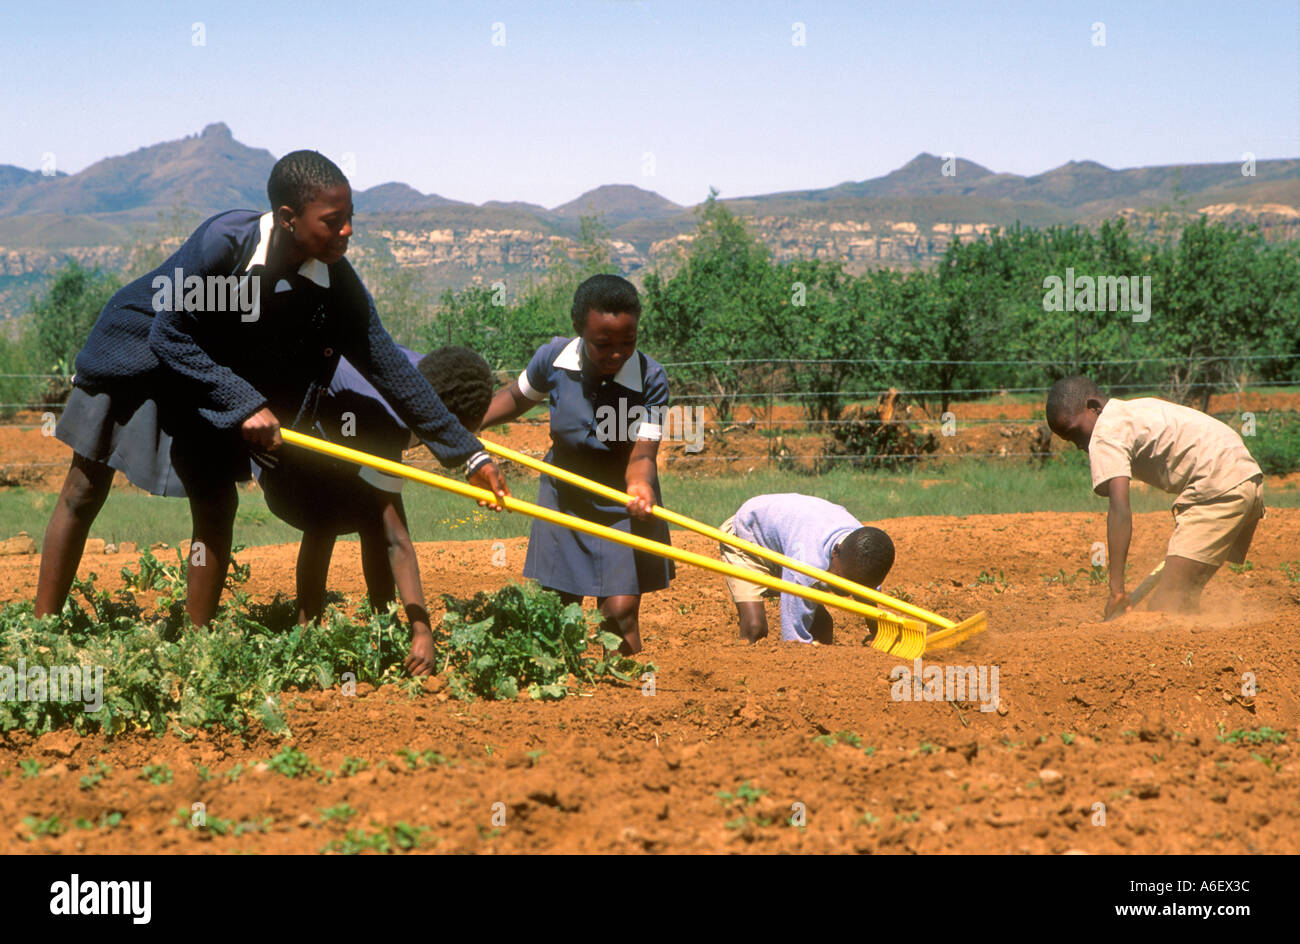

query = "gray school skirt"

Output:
[[56, 385, 252, 498]]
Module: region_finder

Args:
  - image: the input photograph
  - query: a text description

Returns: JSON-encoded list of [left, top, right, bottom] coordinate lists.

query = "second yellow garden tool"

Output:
[[280, 429, 930, 658], [476, 436, 988, 649], [1103, 560, 1166, 622]]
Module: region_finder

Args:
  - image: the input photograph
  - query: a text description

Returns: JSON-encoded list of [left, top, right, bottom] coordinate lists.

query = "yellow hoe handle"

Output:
[[477, 436, 954, 629], [278, 429, 930, 658]]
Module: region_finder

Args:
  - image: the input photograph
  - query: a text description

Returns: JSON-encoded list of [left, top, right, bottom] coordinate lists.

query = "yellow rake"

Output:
[[477, 437, 988, 653], [281, 430, 934, 657]]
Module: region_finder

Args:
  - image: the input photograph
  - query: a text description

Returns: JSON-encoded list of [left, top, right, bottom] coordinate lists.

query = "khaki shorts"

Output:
[[1168, 476, 1265, 568], [719, 516, 781, 603]]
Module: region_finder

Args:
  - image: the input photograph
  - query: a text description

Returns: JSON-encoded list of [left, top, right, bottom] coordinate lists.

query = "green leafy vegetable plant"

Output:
[[437, 582, 653, 701]]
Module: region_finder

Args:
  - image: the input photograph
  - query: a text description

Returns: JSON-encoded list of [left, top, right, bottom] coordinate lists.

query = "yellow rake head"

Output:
[[869, 615, 929, 660], [923, 611, 989, 652]]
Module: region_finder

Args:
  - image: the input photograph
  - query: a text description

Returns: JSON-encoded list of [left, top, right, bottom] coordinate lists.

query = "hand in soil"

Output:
[[1103, 591, 1130, 620], [404, 626, 437, 676]]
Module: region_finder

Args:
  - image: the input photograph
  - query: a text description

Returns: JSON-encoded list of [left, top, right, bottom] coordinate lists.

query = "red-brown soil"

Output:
[[0, 509, 1297, 854]]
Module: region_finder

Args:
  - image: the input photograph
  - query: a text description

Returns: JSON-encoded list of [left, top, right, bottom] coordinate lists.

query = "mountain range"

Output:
[[1, 123, 1297, 319]]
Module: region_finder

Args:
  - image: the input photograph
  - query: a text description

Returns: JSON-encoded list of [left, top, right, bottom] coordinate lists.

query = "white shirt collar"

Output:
[[244, 212, 331, 289], [553, 337, 642, 392]]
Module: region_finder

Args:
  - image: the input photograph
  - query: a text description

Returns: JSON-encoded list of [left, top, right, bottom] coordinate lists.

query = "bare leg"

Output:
[[596, 593, 642, 655], [808, 604, 834, 644], [34, 454, 114, 617], [358, 513, 396, 611], [360, 497, 436, 676], [186, 483, 238, 626], [296, 528, 337, 624], [1145, 555, 1218, 614], [735, 601, 768, 642]]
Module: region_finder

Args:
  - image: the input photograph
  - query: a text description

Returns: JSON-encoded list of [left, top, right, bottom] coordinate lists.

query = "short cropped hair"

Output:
[[838, 526, 895, 589], [267, 150, 349, 213], [570, 273, 641, 334], [1045, 376, 1103, 424], [417, 345, 494, 429]]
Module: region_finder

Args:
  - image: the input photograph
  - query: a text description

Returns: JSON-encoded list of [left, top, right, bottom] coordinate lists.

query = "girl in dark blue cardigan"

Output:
[[35, 151, 509, 627]]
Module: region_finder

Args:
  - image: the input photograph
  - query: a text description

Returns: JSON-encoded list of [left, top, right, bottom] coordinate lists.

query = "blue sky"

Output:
[[2, 1, 1297, 207]]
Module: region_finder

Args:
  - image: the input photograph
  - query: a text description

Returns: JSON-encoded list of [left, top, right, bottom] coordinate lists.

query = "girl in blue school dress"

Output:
[[34, 150, 508, 628], [479, 274, 673, 654]]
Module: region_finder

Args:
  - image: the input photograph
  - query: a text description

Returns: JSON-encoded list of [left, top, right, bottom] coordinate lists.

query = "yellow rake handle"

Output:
[[477, 436, 955, 630], [279, 429, 929, 657]]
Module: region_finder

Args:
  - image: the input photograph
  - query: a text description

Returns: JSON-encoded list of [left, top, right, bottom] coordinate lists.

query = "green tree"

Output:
[[30, 261, 121, 383], [1157, 217, 1270, 409], [642, 191, 783, 421]]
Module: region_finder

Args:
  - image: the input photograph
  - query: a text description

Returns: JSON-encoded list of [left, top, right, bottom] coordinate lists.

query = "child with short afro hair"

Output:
[[258, 344, 495, 675], [35, 150, 508, 627], [719, 493, 895, 644], [1046, 376, 1264, 616]]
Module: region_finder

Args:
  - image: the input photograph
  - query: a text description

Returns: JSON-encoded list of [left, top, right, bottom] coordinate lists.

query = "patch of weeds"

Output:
[[140, 764, 173, 785], [716, 781, 767, 807], [716, 781, 773, 831], [202, 816, 236, 836], [917, 742, 940, 755], [0, 550, 411, 739], [265, 745, 318, 779], [438, 582, 654, 700], [895, 810, 921, 823], [186, 813, 267, 837], [78, 760, 111, 791], [335, 756, 370, 778], [1282, 561, 1300, 584], [321, 821, 430, 854], [19, 759, 41, 779], [1227, 561, 1253, 574], [813, 730, 862, 749], [1060, 732, 1076, 745], [73, 811, 123, 831], [196, 765, 212, 782], [321, 804, 357, 823], [1217, 726, 1287, 745], [21, 815, 65, 839], [398, 748, 449, 771]]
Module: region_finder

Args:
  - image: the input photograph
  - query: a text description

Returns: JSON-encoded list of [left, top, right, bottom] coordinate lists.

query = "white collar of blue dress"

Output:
[[243, 212, 331, 288], [553, 336, 642, 392]]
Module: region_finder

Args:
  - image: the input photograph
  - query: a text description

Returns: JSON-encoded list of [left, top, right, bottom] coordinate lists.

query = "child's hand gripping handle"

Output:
[[241, 407, 282, 451], [466, 451, 509, 511]]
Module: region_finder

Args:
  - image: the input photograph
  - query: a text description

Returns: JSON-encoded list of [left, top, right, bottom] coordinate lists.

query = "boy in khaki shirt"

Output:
[[1046, 376, 1264, 617]]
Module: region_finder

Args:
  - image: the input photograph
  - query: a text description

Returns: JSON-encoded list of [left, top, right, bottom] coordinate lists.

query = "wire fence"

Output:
[[2, 355, 1297, 474]]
